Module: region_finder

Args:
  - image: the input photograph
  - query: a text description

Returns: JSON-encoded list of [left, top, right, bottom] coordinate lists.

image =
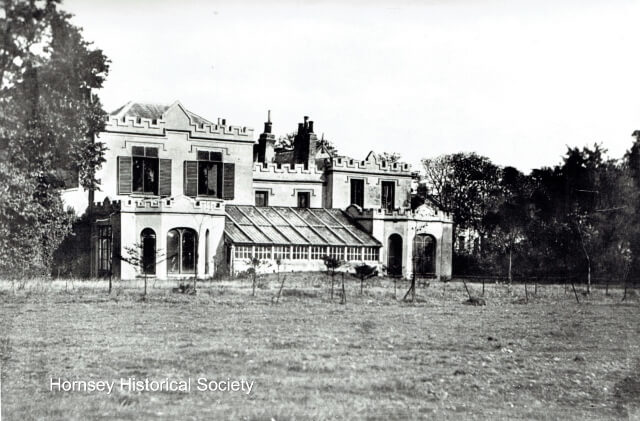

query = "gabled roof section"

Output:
[[110, 102, 169, 119], [225, 205, 381, 247], [109, 101, 213, 126]]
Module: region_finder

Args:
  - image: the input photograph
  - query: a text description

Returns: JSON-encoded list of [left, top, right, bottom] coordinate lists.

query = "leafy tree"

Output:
[[421, 152, 502, 254], [323, 255, 343, 300], [353, 263, 378, 295], [0, 0, 109, 277], [376, 152, 402, 164]]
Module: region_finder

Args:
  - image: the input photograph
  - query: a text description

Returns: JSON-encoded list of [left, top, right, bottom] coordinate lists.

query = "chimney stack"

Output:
[[255, 110, 275, 164]]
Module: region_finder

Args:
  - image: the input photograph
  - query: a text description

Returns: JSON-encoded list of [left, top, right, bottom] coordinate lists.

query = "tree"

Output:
[[483, 166, 531, 282], [376, 152, 402, 164], [119, 243, 165, 298], [353, 263, 377, 295], [323, 255, 343, 300], [0, 0, 109, 277], [421, 153, 502, 254]]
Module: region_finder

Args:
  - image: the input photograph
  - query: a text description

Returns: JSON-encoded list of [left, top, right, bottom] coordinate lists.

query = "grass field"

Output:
[[1, 274, 639, 420]]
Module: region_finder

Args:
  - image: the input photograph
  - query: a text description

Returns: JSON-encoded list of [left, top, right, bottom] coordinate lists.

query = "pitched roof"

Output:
[[225, 205, 380, 247], [110, 101, 214, 125]]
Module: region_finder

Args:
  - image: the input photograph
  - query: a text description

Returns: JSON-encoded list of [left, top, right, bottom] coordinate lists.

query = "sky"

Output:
[[64, 0, 640, 173]]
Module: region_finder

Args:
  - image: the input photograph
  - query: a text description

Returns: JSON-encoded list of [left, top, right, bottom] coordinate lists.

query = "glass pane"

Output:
[[144, 157, 158, 194], [167, 230, 180, 274], [133, 157, 144, 192], [181, 230, 196, 273]]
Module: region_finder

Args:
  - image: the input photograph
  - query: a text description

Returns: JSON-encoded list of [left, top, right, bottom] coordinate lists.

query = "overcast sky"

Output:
[[64, 0, 640, 173]]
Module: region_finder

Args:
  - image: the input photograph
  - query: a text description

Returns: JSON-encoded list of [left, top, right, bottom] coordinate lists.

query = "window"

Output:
[[167, 228, 197, 274], [184, 157, 234, 199], [458, 235, 466, 253], [346, 246, 361, 261], [117, 147, 171, 196], [254, 246, 271, 260], [297, 192, 310, 208], [311, 246, 326, 260], [132, 146, 159, 195], [255, 190, 269, 207], [273, 246, 290, 260], [234, 245, 252, 259], [364, 247, 379, 261], [141, 228, 156, 275], [381, 181, 395, 211], [292, 246, 308, 260], [197, 151, 222, 197], [97, 225, 112, 276], [350, 179, 364, 208], [328, 246, 344, 260]]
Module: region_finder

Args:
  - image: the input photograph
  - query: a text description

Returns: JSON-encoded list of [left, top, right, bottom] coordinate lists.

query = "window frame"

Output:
[[350, 178, 365, 208], [132, 147, 160, 195], [255, 190, 269, 207]]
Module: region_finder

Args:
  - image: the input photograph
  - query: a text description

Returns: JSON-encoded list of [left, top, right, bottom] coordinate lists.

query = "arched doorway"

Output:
[[167, 228, 197, 275], [387, 234, 403, 277], [413, 234, 436, 277], [140, 228, 156, 275]]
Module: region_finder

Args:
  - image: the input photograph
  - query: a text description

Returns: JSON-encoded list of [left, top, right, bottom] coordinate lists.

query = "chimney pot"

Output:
[[308, 121, 314, 133]]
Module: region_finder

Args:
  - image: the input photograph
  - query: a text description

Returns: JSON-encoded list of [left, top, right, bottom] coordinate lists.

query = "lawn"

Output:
[[1, 275, 639, 420]]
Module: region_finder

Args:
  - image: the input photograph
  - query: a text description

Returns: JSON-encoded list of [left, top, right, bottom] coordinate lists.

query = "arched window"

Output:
[[140, 228, 156, 275], [167, 228, 197, 274], [413, 234, 436, 276], [205, 229, 210, 275]]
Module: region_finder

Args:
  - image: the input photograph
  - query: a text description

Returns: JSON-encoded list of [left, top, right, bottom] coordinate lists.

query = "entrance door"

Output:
[[141, 228, 156, 275], [387, 234, 403, 276], [413, 234, 436, 276]]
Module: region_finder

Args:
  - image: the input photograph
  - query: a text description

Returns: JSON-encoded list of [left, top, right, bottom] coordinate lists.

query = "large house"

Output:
[[62, 101, 453, 280]]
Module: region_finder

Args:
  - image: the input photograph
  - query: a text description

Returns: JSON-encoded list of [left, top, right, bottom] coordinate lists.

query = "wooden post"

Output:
[[605, 278, 609, 296], [462, 279, 472, 300], [275, 275, 286, 304], [524, 281, 528, 303], [571, 281, 580, 304], [534, 281, 537, 296], [341, 272, 346, 305], [482, 278, 485, 296]]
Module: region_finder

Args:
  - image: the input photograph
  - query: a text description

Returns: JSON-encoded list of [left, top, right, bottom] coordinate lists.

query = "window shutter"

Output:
[[117, 156, 132, 195], [222, 163, 235, 200], [184, 161, 198, 197], [159, 159, 172, 196]]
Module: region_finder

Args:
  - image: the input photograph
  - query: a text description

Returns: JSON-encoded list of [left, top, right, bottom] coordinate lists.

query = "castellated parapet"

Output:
[[347, 204, 453, 222], [94, 197, 226, 215], [328, 153, 411, 175], [105, 113, 254, 141]]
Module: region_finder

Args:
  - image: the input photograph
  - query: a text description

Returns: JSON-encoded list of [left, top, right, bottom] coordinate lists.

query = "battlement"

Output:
[[328, 152, 411, 174], [347, 204, 453, 222], [106, 115, 253, 140], [94, 196, 226, 214], [252, 162, 325, 176]]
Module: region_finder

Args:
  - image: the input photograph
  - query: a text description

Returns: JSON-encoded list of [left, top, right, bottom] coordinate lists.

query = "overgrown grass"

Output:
[[1, 273, 639, 420]]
